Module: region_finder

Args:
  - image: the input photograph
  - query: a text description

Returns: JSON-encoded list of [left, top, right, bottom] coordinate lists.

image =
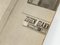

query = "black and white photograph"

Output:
[[28, 0, 59, 10]]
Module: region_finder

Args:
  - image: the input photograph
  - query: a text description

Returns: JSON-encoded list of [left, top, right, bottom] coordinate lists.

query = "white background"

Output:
[[44, 4, 60, 45]]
